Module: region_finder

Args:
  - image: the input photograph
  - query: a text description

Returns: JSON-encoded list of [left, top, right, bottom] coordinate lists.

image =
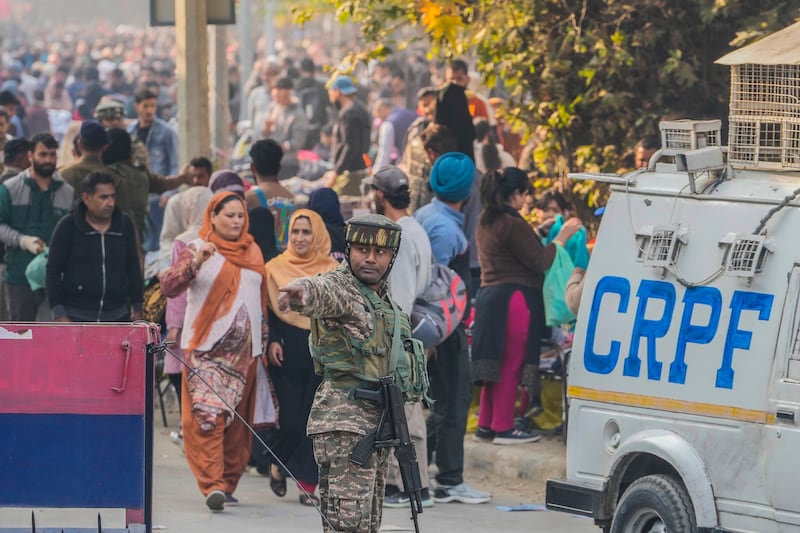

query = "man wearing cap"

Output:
[[413, 152, 491, 505], [401, 87, 437, 213], [324, 76, 371, 196], [261, 77, 309, 180], [364, 166, 435, 508], [95, 98, 150, 168], [278, 214, 425, 533], [0, 132, 73, 321], [60, 120, 131, 218]]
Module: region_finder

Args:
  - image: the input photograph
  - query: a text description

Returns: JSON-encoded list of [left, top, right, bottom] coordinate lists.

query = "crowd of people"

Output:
[[0, 15, 658, 532]]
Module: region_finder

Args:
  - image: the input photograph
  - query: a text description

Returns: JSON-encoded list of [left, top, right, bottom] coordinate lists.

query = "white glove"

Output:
[[19, 235, 45, 255]]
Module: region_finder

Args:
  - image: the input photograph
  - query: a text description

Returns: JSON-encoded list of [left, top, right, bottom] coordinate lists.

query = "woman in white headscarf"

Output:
[[161, 187, 214, 418]]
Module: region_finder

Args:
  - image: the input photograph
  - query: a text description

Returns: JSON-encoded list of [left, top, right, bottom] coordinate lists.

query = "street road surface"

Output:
[[152, 420, 597, 533]]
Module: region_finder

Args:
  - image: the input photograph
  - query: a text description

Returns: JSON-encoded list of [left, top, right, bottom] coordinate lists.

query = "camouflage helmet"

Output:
[[95, 99, 124, 120], [345, 214, 402, 250]]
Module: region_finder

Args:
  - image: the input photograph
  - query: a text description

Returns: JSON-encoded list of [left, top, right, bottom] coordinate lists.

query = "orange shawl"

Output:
[[264, 209, 339, 330], [187, 191, 268, 351]]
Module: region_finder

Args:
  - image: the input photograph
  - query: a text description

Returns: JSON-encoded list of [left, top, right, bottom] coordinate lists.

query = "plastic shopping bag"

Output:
[[543, 243, 577, 326], [25, 247, 49, 291], [545, 214, 590, 269]]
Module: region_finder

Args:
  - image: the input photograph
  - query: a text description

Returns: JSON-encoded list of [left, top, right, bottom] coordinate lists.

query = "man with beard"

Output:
[[0, 133, 74, 320], [46, 172, 143, 323], [363, 167, 435, 508]]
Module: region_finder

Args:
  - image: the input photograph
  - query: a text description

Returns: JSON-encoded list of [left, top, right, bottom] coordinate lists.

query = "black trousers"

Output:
[[268, 324, 321, 484], [426, 324, 473, 486], [4, 282, 44, 321]]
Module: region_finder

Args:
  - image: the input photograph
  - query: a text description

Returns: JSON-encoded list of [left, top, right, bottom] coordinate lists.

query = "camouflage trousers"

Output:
[[313, 431, 390, 533]]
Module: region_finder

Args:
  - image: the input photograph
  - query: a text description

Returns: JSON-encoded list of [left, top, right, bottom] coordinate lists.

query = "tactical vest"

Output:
[[309, 280, 430, 402]]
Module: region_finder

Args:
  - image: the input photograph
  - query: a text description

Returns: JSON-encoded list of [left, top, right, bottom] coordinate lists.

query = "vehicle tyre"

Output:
[[610, 474, 696, 533]]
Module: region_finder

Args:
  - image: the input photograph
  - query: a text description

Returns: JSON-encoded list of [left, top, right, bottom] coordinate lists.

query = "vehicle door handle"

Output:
[[776, 409, 796, 424]]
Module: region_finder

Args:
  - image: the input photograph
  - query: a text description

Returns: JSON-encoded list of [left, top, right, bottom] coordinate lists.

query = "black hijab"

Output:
[[248, 206, 280, 262], [308, 188, 347, 258]]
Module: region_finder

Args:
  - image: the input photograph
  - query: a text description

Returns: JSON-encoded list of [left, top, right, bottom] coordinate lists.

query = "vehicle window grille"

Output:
[[725, 237, 766, 277], [637, 226, 684, 268]]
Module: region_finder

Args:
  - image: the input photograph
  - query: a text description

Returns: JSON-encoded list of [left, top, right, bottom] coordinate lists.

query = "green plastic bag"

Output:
[[25, 246, 49, 291], [543, 243, 576, 326]]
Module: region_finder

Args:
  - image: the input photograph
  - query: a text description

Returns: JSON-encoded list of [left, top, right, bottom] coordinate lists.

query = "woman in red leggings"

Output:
[[471, 168, 581, 444]]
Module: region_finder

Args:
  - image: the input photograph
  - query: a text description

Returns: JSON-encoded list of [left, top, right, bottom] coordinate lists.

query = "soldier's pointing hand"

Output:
[[278, 284, 307, 313]]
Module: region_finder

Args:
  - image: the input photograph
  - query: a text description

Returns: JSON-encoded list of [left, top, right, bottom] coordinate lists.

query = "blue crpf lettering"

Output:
[[584, 276, 630, 374], [624, 280, 676, 380], [669, 287, 722, 384], [716, 291, 773, 389]]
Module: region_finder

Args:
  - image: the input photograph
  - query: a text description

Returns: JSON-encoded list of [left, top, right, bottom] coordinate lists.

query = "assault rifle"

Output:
[[350, 376, 423, 533]]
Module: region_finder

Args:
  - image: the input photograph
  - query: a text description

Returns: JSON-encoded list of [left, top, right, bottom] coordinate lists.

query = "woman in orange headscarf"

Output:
[[160, 191, 268, 512], [264, 209, 339, 506]]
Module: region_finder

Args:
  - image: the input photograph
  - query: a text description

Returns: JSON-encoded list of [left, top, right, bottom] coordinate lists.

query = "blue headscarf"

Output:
[[429, 152, 475, 202]]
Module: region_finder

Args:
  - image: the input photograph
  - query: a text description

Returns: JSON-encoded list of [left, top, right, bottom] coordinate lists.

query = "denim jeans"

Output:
[[426, 325, 473, 486], [143, 193, 164, 253]]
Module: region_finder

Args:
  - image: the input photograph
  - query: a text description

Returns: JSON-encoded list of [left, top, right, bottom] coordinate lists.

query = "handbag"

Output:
[[143, 276, 167, 325], [410, 263, 468, 349]]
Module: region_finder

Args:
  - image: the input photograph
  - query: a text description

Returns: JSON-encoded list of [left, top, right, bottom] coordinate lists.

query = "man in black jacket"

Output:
[[323, 76, 371, 196], [46, 172, 143, 322]]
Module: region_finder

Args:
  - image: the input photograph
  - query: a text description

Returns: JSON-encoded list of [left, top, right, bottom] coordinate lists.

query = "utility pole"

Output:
[[209, 25, 230, 167], [238, 0, 253, 121], [175, 0, 211, 162]]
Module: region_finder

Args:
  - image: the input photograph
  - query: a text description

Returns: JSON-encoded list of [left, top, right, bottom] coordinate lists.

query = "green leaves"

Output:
[[292, 0, 800, 219]]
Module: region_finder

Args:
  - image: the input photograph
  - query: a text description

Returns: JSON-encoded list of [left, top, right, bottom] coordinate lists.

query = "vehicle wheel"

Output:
[[610, 474, 696, 533]]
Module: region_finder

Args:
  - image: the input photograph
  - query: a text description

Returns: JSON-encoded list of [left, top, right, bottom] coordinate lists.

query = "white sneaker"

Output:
[[169, 430, 184, 452], [433, 482, 491, 504]]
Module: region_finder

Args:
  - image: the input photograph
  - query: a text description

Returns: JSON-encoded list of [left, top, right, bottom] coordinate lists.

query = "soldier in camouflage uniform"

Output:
[[95, 99, 150, 169], [278, 214, 417, 533]]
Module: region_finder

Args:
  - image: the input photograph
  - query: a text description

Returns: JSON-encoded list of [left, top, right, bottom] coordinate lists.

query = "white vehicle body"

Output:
[[547, 21, 800, 533], [548, 161, 800, 532]]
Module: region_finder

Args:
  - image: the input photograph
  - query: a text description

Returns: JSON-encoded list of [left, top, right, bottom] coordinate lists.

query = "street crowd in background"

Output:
[[0, 12, 660, 525]]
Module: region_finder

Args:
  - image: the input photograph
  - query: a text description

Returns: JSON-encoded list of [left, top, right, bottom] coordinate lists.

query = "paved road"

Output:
[[151, 418, 597, 533]]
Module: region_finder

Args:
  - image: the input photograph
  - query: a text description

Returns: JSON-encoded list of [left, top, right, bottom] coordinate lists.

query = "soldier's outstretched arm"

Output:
[[280, 273, 362, 319]]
